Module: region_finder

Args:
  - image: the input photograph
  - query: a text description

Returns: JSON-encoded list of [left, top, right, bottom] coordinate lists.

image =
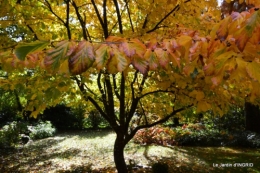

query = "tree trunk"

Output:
[[245, 102, 260, 133], [114, 132, 128, 173]]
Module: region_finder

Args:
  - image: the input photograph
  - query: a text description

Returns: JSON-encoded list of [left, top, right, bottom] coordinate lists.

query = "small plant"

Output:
[[29, 121, 56, 140], [133, 126, 176, 146], [152, 162, 169, 173], [0, 121, 21, 148]]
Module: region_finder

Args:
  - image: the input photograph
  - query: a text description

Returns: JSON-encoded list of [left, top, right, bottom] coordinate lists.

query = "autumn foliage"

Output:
[[1, 0, 260, 172]]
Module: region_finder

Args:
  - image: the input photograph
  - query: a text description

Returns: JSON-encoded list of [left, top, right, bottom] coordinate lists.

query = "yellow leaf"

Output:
[[196, 91, 205, 101], [197, 101, 211, 113], [30, 94, 37, 100], [246, 61, 260, 82], [177, 35, 192, 47]]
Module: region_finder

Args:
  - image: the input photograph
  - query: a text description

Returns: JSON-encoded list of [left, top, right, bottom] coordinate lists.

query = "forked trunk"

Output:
[[114, 133, 128, 173]]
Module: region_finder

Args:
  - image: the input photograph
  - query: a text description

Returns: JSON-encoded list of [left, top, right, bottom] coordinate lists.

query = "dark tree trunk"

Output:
[[114, 132, 128, 173], [245, 102, 260, 133]]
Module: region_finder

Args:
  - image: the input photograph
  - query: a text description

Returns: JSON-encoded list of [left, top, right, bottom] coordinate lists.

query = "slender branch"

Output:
[[26, 24, 39, 40], [112, 74, 120, 99], [137, 73, 147, 94], [139, 101, 148, 125], [119, 72, 126, 127], [146, 0, 191, 33], [126, 104, 193, 143], [73, 75, 118, 130], [112, 0, 123, 34], [91, 0, 106, 39], [103, 0, 109, 38], [97, 73, 107, 105], [130, 71, 138, 100], [65, 0, 71, 39], [142, 14, 148, 29], [124, 0, 134, 32], [104, 74, 115, 117], [44, 0, 66, 25], [83, 13, 92, 40], [44, 0, 71, 39], [71, 0, 88, 40]]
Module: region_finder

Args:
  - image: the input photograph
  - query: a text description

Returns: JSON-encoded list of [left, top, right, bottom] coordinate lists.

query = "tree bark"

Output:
[[114, 132, 128, 173]]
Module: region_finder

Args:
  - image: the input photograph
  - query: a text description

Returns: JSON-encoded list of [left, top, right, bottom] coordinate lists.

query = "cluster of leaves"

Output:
[[28, 121, 56, 140], [133, 126, 176, 146]]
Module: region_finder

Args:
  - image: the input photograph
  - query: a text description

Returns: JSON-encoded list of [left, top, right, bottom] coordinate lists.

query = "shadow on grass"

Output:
[[0, 130, 116, 173], [0, 137, 78, 172], [142, 146, 260, 173], [56, 129, 114, 139]]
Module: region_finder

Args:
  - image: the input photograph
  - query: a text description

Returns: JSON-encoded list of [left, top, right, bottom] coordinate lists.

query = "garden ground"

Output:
[[0, 130, 259, 173]]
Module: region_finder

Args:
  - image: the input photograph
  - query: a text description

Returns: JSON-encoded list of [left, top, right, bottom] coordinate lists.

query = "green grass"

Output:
[[0, 130, 259, 173]]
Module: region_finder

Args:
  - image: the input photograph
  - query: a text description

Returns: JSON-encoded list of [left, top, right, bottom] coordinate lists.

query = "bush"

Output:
[[133, 126, 176, 146], [0, 107, 19, 127], [29, 121, 56, 140], [83, 110, 110, 129], [174, 123, 229, 146], [0, 121, 25, 148], [41, 104, 85, 130]]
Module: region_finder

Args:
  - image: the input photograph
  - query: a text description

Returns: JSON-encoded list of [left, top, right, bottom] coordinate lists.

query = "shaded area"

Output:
[[1, 130, 260, 173]]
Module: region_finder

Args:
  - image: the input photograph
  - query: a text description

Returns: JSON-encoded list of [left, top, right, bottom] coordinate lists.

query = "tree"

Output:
[[1, 0, 260, 172], [220, 0, 260, 133]]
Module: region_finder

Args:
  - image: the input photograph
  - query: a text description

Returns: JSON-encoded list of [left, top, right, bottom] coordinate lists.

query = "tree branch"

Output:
[[119, 72, 126, 127], [112, 0, 123, 34], [65, 0, 71, 39], [124, 0, 134, 32], [91, 0, 106, 38], [44, 0, 66, 25], [130, 71, 138, 100], [104, 74, 115, 117], [103, 0, 109, 38], [126, 104, 193, 143], [146, 0, 191, 33], [44, 0, 71, 39], [112, 74, 120, 99], [71, 0, 88, 40], [26, 24, 39, 40]]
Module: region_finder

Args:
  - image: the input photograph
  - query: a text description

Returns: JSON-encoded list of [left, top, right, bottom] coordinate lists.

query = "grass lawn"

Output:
[[0, 130, 259, 173]]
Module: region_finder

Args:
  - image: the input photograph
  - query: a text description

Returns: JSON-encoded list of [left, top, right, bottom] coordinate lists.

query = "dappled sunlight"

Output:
[[1, 131, 260, 172]]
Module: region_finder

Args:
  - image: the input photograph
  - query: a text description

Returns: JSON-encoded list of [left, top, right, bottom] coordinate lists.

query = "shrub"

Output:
[[29, 121, 56, 140], [83, 110, 110, 129], [133, 126, 176, 146], [0, 121, 21, 148], [41, 104, 85, 130], [0, 106, 19, 127], [174, 123, 229, 146]]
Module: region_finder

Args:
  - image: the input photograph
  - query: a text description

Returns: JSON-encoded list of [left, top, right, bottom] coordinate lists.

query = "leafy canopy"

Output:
[[0, 0, 260, 123]]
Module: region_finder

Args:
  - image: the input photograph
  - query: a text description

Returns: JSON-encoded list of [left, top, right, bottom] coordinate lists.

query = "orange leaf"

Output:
[[216, 16, 231, 41], [68, 40, 95, 75]]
